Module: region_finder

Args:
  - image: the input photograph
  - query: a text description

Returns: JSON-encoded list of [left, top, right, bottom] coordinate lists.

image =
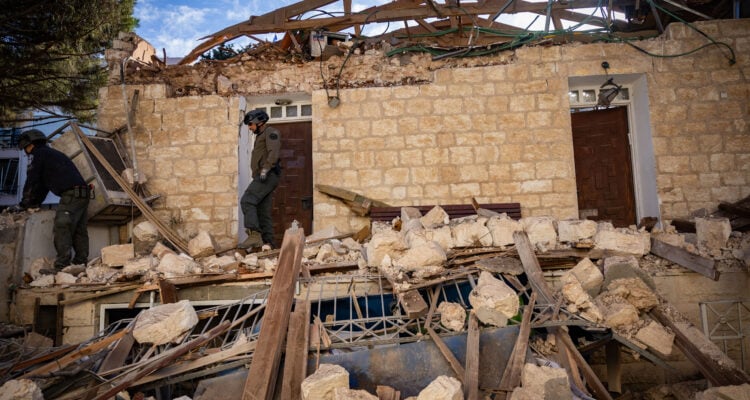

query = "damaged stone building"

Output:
[[1, 1, 749, 399]]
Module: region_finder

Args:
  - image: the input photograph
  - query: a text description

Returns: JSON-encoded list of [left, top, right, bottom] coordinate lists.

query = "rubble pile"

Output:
[[5, 205, 750, 399]]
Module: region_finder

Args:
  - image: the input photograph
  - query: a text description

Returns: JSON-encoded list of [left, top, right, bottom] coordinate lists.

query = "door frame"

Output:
[[238, 94, 313, 241], [568, 74, 661, 225]]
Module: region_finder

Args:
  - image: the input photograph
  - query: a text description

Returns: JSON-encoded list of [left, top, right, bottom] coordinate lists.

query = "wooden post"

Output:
[[242, 226, 305, 400]]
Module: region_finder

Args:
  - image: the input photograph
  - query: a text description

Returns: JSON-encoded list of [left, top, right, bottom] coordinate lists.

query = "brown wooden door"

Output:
[[269, 121, 313, 245], [571, 106, 636, 227]]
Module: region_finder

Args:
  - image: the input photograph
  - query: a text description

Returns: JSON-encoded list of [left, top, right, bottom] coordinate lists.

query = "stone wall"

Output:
[[97, 20, 749, 241]]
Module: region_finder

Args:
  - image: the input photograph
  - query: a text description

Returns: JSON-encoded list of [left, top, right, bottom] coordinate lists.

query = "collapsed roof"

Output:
[[178, 0, 743, 64]]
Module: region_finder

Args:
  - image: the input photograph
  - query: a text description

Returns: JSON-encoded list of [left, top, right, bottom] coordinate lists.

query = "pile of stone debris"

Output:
[[5, 205, 750, 399]]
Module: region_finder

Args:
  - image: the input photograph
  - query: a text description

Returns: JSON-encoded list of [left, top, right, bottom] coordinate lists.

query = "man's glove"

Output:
[[259, 169, 269, 182]]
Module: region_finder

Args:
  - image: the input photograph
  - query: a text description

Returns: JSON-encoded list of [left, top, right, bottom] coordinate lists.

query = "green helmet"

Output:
[[17, 129, 47, 149]]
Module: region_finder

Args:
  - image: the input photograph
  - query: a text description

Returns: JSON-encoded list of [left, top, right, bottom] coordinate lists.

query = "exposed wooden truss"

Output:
[[176, 0, 734, 64]]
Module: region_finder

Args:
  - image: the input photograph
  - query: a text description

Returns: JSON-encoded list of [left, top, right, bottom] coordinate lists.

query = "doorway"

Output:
[[571, 106, 637, 227]]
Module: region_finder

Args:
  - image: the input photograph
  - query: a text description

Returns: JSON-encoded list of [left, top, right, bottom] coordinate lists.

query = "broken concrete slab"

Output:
[[188, 230, 218, 258], [695, 217, 731, 255], [333, 387, 378, 400], [599, 300, 640, 329], [133, 299, 199, 345], [437, 301, 466, 332], [487, 214, 523, 247], [416, 375, 462, 400], [557, 219, 598, 243], [606, 277, 659, 312], [0, 379, 43, 400], [101, 243, 134, 267], [452, 218, 493, 247], [561, 274, 603, 323], [425, 225, 455, 251], [635, 320, 675, 356], [400, 206, 423, 223], [594, 226, 650, 256], [521, 216, 558, 249], [420, 206, 449, 229], [516, 363, 572, 400], [468, 271, 519, 327], [602, 256, 656, 290], [366, 231, 408, 268], [396, 241, 447, 269], [562, 257, 603, 297], [133, 220, 161, 255], [301, 363, 350, 400], [157, 253, 201, 277]]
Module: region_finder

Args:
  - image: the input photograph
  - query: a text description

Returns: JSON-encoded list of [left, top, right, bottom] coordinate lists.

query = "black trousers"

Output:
[[240, 171, 280, 247], [54, 190, 89, 268]]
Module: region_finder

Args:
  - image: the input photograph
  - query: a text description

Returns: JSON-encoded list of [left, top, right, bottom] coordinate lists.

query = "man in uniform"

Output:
[[17, 129, 91, 271], [239, 109, 281, 249]]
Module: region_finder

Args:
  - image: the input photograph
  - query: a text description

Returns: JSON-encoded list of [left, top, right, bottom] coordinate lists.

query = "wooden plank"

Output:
[[158, 278, 178, 303], [651, 306, 750, 386], [59, 284, 141, 305], [132, 340, 257, 386], [243, 227, 305, 400], [21, 329, 128, 378], [605, 341, 622, 393], [497, 293, 536, 396], [280, 300, 311, 400], [98, 331, 135, 375], [89, 321, 231, 400], [398, 290, 428, 318], [464, 312, 480, 400], [650, 238, 719, 280], [513, 231, 613, 400], [5, 343, 77, 374], [426, 325, 465, 382], [55, 293, 64, 346]]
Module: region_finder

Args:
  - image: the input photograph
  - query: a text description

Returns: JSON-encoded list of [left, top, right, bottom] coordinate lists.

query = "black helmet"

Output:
[[17, 129, 47, 149], [243, 109, 269, 125]]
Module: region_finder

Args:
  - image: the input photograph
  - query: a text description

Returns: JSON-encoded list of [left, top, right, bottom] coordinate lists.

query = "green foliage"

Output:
[[0, 0, 138, 124]]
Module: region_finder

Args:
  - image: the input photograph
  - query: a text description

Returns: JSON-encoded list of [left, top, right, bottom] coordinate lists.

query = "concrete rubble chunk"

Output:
[[341, 237, 362, 251], [602, 256, 656, 290], [188, 230, 217, 258], [123, 257, 154, 275], [29, 274, 54, 287], [396, 241, 447, 270], [486, 214, 522, 247], [438, 301, 466, 331], [606, 277, 659, 312], [400, 206, 423, 223], [0, 379, 44, 400], [695, 383, 750, 400], [28, 257, 53, 280], [562, 257, 603, 297], [516, 363, 572, 400], [404, 226, 430, 249], [452, 219, 493, 247], [158, 253, 200, 277], [561, 274, 603, 323], [469, 271, 519, 327], [55, 271, 77, 285], [301, 363, 350, 400], [333, 387, 378, 400], [635, 320, 675, 356], [594, 225, 650, 256], [652, 232, 686, 248], [695, 217, 731, 254], [600, 301, 640, 329], [366, 231, 408, 268], [402, 218, 426, 236], [416, 375, 463, 400], [316, 243, 337, 263], [521, 216, 558, 248], [675, 321, 738, 369], [152, 241, 176, 259], [420, 206, 450, 229], [307, 226, 343, 243], [86, 265, 120, 282], [426, 225, 455, 251], [133, 220, 160, 255], [101, 243, 135, 267], [133, 300, 199, 345], [557, 219, 598, 243]]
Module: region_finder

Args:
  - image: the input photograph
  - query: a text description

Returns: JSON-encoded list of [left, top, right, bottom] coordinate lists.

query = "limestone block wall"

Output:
[[312, 19, 749, 231], [97, 85, 241, 247], [97, 20, 749, 239]]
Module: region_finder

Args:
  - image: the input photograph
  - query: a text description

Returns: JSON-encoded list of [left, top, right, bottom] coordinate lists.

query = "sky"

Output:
[[133, 0, 391, 58], [133, 0, 609, 58]]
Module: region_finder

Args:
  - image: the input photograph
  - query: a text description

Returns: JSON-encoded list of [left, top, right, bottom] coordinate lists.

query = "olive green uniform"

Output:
[[241, 125, 281, 246]]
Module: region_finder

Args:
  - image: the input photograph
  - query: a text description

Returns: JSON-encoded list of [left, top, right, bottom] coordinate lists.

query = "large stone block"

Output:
[[133, 300, 199, 345], [101, 244, 134, 267], [469, 271, 519, 327], [301, 364, 350, 400], [416, 375, 462, 400]]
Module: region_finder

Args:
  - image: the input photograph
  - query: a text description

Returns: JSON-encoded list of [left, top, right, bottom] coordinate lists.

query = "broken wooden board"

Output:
[[59, 283, 141, 305], [280, 300, 311, 400], [243, 226, 305, 400], [464, 312, 480, 400], [398, 290, 428, 318], [497, 293, 536, 398], [316, 184, 390, 216], [650, 238, 719, 280]]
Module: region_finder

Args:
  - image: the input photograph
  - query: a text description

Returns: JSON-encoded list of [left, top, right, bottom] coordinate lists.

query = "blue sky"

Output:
[[133, 1, 607, 58], [133, 0, 391, 57]]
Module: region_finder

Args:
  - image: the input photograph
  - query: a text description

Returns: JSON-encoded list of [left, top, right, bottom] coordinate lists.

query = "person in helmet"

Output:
[[239, 109, 282, 249], [17, 128, 91, 272]]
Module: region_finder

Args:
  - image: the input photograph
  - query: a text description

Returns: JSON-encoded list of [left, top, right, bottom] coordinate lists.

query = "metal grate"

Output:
[[700, 300, 749, 370]]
